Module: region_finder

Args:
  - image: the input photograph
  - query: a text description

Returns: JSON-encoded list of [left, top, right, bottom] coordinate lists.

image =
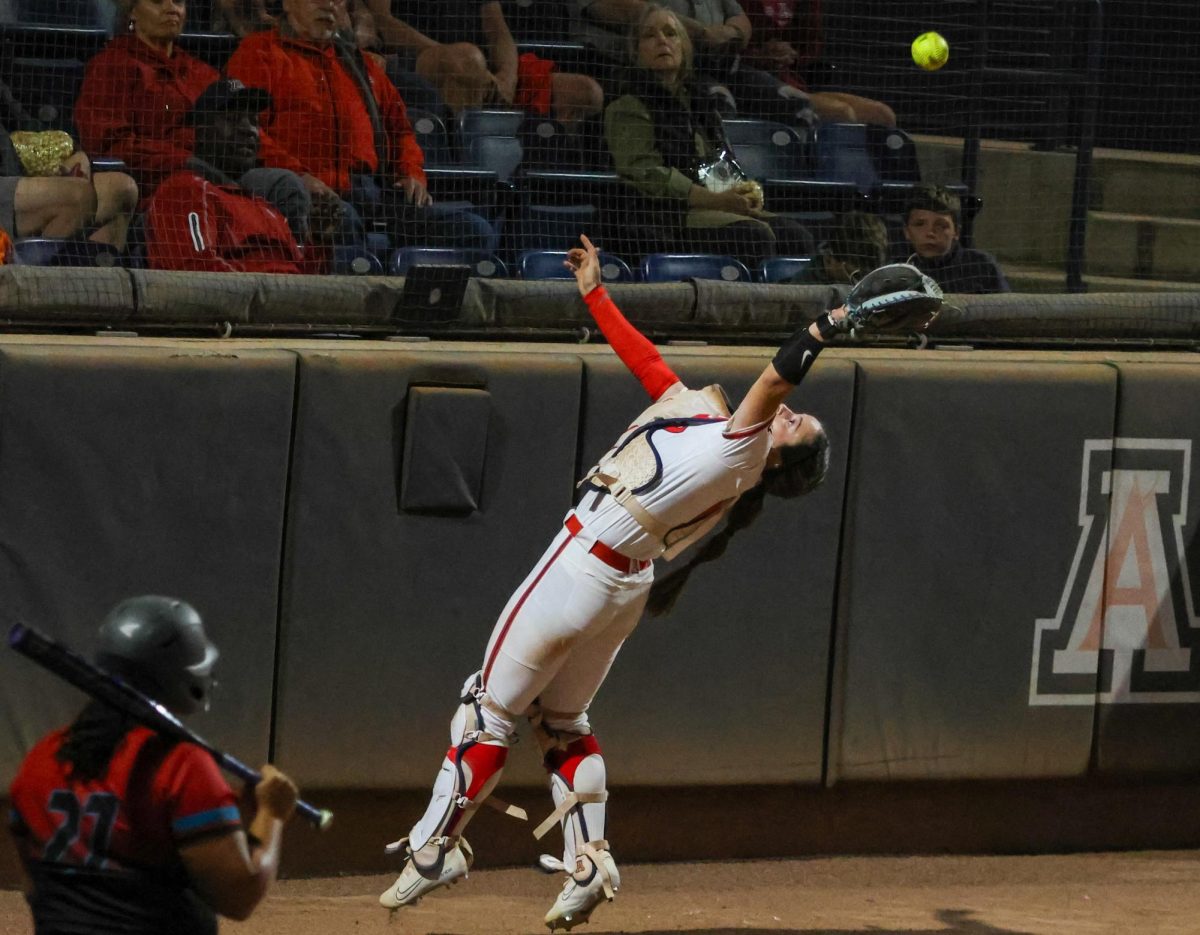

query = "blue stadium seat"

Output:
[[869, 126, 922, 184], [332, 245, 384, 276], [390, 247, 508, 278], [410, 108, 453, 167], [520, 115, 588, 171], [518, 249, 635, 283], [457, 109, 524, 181], [13, 237, 122, 267], [511, 202, 596, 254], [813, 123, 880, 194], [641, 253, 752, 284], [723, 119, 810, 181], [760, 256, 817, 283], [179, 32, 239, 70]]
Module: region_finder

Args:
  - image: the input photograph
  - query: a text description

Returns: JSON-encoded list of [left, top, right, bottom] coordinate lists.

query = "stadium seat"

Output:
[[13, 237, 123, 267], [518, 249, 634, 282], [332, 245, 384, 276], [511, 202, 596, 254], [179, 32, 239, 70], [410, 108, 453, 167], [9, 1, 111, 28], [813, 123, 880, 194], [641, 253, 752, 283], [521, 116, 583, 170], [504, 0, 574, 43], [723, 119, 810, 181], [389, 246, 508, 279], [868, 125, 922, 184], [760, 256, 817, 283], [457, 109, 524, 181]]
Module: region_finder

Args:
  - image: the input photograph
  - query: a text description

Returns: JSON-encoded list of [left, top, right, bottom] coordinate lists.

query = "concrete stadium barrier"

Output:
[[0, 342, 296, 780], [4, 266, 1198, 342], [2, 335, 1200, 810], [827, 357, 1118, 782]]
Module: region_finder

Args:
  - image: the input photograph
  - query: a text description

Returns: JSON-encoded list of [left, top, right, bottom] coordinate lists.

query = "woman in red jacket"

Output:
[[76, 0, 219, 197], [77, 0, 314, 243]]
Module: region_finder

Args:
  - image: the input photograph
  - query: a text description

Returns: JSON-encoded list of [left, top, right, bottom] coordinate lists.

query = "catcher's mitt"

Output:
[[840, 263, 943, 334]]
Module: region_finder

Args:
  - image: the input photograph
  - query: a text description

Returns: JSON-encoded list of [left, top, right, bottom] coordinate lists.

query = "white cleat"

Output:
[[543, 850, 619, 932], [378, 837, 474, 909]]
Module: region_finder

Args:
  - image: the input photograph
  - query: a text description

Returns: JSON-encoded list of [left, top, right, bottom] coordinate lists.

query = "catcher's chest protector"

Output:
[[580, 385, 735, 558]]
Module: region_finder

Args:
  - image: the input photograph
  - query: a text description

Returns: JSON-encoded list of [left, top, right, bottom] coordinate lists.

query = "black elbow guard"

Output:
[[772, 313, 838, 384]]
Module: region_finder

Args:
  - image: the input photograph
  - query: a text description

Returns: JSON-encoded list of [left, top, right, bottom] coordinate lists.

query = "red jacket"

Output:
[[75, 33, 219, 195], [225, 29, 426, 194], [146, 161, 317, 274]]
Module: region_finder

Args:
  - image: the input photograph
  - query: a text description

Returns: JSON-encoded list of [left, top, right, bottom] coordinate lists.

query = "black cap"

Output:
[[187, 78, 271, 125]]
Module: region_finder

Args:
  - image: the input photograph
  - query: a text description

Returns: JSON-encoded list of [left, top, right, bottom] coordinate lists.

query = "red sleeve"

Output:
[[225, 40, 309, 178], [156, 743, 241, 844], [369, 58, 426, 186], [75, 51, 203, 185], [146, 174, 238, 273], [584, 285, 680, 400]]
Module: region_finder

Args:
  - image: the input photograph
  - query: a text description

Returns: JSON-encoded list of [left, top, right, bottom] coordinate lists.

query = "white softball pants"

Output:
[[479, 516, 654, 735]]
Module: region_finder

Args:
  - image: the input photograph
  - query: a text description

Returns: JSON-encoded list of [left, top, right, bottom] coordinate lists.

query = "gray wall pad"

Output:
[[692, 279, 841, 328], [131, 270, 493, 327], [274, 349, 585, 788], [936, 291, 1200, 339], [1086, 364, 1200, 773], [478, 278, 696, 328], [0, 267, 1198, 340], [0, 345, 296, 780], [0, 266, 133, 321], [131, 269, 258, 323], [580, 352, 855, 785], [829, 358, 1118, 783]]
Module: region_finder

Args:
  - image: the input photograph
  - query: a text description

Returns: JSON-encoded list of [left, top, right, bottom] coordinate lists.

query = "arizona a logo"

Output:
[[1030, 438, 1200, 705]]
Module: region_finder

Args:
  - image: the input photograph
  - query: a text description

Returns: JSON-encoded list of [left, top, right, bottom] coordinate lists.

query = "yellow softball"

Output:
[[911, 31, 949, 71]]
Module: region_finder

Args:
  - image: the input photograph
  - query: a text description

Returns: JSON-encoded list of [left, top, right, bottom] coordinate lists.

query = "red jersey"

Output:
[[225, 29, 426, 194], [9, 723, 240, 934], [75, 34, 220, 197], [146, 164, 312, 274]]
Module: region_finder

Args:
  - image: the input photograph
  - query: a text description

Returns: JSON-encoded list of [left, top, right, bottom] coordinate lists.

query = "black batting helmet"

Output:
[[95, 596, 219, 715]]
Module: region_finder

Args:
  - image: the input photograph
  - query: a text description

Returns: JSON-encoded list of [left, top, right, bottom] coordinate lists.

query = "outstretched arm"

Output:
[[727, 307, 847, 433], [567, 235, 683, 401]]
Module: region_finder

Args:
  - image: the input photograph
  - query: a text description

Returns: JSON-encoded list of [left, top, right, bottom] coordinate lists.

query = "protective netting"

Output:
[[0, 0, 1195, 334]]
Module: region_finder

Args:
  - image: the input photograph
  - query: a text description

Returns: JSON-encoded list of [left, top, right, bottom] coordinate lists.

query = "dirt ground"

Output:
[[3, 851, 1199, 935]]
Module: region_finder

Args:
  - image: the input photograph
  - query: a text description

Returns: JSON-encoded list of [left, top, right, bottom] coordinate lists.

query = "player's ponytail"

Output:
[[57, 701, 137, 782], [644, 483, 768, 617], [644, 429, 829, 618]]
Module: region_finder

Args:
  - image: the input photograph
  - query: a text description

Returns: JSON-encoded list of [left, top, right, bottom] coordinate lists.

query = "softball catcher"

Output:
[[379, 236, 941, 930]]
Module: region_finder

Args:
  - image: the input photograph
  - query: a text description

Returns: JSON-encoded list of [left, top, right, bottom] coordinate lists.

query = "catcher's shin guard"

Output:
[[532, 719, 613, 880], [404, 675, 524, 864]]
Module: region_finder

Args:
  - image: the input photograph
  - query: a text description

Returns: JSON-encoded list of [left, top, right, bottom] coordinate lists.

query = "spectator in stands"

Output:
[[0, 79, 138, 252], [145, 78, 335, 273], [363, 0, 604, 127], [741, 0, 895, 126], [225, 0, 498, 254], [605, 4, 814, 267], [796, 210, 888, 283], [77, 0, 312, 241], [335, 0, 449, 121], [573, 0, 815, 127], [77, 0, 219, 196], [901, 183, 1009, 294]]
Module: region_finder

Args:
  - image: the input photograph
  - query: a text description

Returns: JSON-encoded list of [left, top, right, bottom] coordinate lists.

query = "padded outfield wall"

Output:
[[2, 285, 1200, 878]]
